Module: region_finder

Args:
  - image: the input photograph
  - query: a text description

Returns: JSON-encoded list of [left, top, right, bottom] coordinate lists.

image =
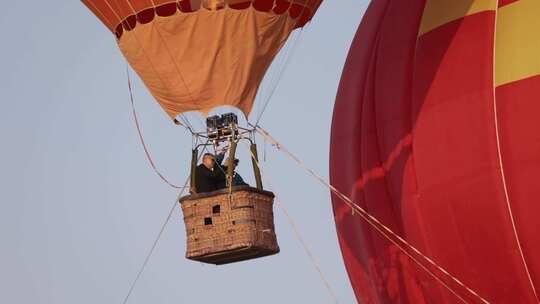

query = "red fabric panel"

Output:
[[330, 1, 430, 302], [330, 2, 392, 302], [412, 10, 536, 303], [331, 2, 540, 303], [496, 74, 540, 293], [253, 0, 274, 11]]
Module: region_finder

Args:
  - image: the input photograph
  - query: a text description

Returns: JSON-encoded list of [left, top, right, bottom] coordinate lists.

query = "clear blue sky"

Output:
[[1, 1, 368, 303]]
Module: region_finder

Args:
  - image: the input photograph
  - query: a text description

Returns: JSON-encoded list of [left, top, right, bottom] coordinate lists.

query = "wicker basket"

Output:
[[179, 186, 280, 265]]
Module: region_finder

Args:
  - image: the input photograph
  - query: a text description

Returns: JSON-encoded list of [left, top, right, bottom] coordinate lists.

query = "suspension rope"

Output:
[[121, 142, 210, 303], [127, 66, 189, 189], [105, 0, 196, 132], [252, 125, 490, 304], [245, 142, 338, 303], [121, 180, 187, 304], [252, 0, 316, 127], [254, 29, 304, 127], [122, 0, 201, 132]]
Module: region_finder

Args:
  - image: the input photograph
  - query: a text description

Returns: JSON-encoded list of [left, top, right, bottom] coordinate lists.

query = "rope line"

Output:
[[121, 181, 187, 304], [253, 125, 490, 304], [123, 67, 206, 302], [252, 0, 316, 127], [122, 0, 197, 131], [127, 66, 187, 189], [105, 0, 196, 132], [254, 29, 304, 127], [244, 142, 338, 303], [121, 133, 210, 304]]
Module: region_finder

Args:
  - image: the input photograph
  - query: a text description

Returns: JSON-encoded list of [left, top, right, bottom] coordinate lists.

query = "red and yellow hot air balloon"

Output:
[[82, 0, 322, 120], [331, 0, 540, 303]]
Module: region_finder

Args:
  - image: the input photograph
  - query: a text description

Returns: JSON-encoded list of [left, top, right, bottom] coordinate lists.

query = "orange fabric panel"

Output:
[[118, 7, 296, 119], [123, 0, 153, 12], [82, 0, 121, 27], [82, 0, 324, 119]]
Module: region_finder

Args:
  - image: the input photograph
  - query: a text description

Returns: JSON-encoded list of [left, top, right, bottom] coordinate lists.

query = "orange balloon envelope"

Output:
[[82, 0, 322, 120], [331, 0, 540, 303]]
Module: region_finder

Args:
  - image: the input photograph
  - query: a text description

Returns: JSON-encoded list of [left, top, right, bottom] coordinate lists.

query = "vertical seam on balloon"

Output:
[[361, 34, 386, 303], [409, 1, 448, 300], [101, 0, 125, 25], [361, 28, 382, 304], [369, 28, 405, 245], [369, 30, 432, 301], [356, 2, 396, 300], [408, 1, 424, 200], [84, 1, 116, 31], [492, 2, 540, 302], [340, 13, 385, 301], [361, 2, 393, 300], [328, 2, 381, 299]]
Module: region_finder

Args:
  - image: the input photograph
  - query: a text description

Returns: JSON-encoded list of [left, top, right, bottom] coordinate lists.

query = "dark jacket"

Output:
[[194, 155, 226, 193]]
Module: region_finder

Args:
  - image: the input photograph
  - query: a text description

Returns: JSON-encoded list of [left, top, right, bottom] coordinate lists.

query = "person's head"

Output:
[[202, 153, 216, 169]]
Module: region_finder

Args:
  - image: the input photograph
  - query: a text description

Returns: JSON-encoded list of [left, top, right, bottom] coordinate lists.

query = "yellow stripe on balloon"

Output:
[[419, 0, 497, 36], [496, 0, 540, 86]]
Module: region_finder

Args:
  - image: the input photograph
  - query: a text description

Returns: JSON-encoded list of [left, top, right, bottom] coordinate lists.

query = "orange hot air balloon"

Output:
[[331, 0, 540, 303], [82, 0, 325, 266], [82, 0, 322, 121]]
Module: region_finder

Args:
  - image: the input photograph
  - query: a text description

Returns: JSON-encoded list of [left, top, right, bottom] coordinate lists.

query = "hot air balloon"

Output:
[[331, 0, 540, 303], [82, 0, 323, 264], [82, 0, 321, 119]]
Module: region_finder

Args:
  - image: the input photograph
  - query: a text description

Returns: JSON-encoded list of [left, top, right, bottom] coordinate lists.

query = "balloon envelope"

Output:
[[331, 0, 540, 303], [82, 0, 322, 120]]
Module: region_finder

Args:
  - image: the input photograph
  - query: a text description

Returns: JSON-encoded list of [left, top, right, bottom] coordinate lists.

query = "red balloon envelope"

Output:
[[330, 0, 540, 303]]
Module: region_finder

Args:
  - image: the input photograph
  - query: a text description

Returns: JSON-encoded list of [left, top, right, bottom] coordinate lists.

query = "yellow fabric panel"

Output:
[[419, 0, 497, 36], [495, 0, 540, 86], [118, 7, 296, 119]]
